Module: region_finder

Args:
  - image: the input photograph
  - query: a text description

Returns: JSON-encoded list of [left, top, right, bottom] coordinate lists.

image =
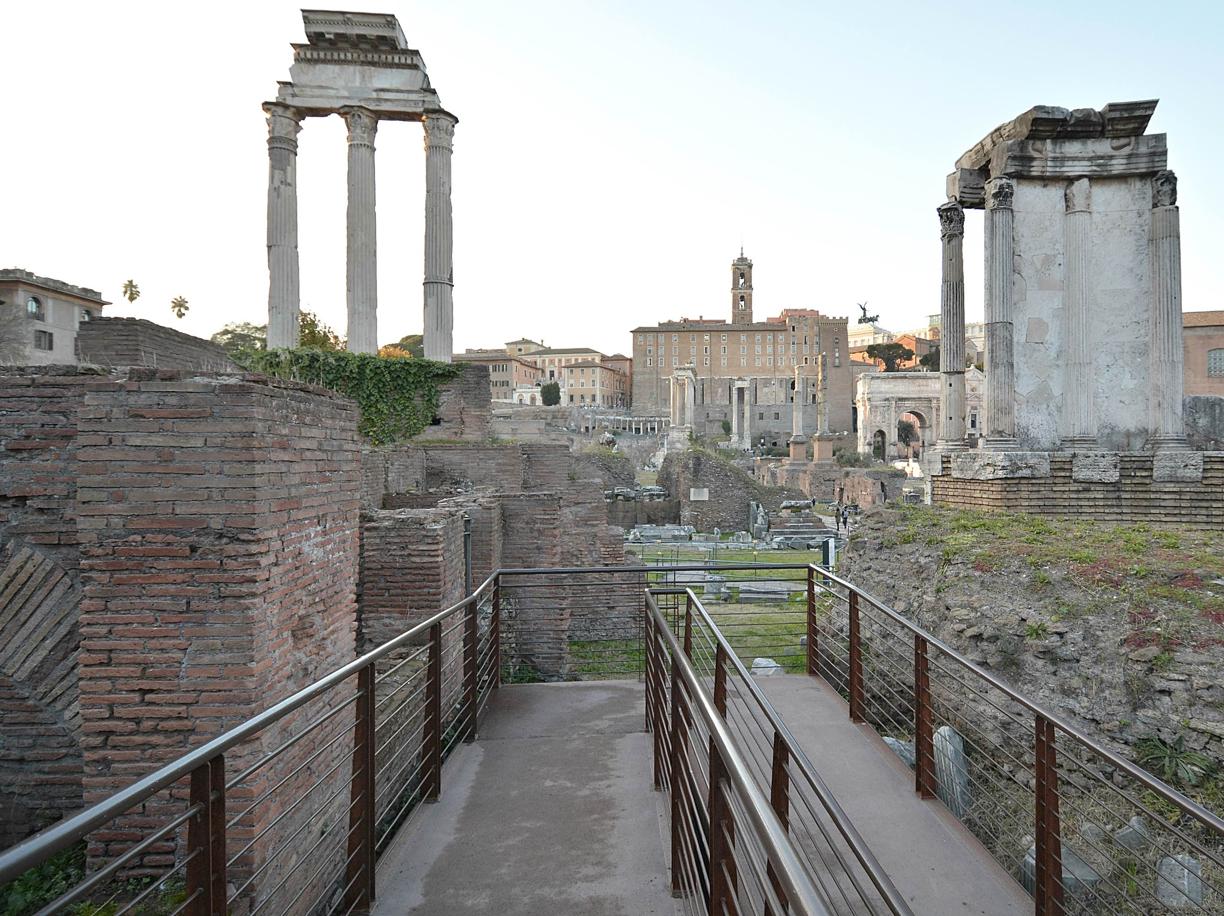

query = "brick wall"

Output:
[[424, 364, 491, 441], [76, 317, 238, 372], [421, 445, 525, 492], [73, 369, 361, 899], [932, 453, 1224, 527]]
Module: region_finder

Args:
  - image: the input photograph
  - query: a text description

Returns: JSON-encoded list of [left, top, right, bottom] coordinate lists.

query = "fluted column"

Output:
[[791, 369, 804, 437], [936, 200, 967, 449], [1149, 170, 1188, 450], [265, 103, 302, 349], [685, 376, 696, 427], [731, 385, 741, 444], [343, 107, 379, 354], [983, 177, 1017, 449], [1063, 178, 1095, 448], [423, 113, 457, 362]]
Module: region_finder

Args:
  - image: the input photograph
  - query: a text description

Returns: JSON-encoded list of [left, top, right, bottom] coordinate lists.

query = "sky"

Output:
[[3, 1, 1222, 357]]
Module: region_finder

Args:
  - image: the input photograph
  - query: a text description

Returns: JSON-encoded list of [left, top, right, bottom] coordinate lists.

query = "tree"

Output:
[[211, 322, 266, 355], [299, 311, 344, 351], [865, 342, 914, 372], [378, 344, 413, 359], [540, 381, 561, 406], [389, 334, 424, 359], [121, 280, 140, 304], [918, 346, 939, 370], [170, 296, 189, 319]]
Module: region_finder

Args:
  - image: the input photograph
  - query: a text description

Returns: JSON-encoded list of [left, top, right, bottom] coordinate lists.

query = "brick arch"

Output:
[[0, 542, 82, 845]]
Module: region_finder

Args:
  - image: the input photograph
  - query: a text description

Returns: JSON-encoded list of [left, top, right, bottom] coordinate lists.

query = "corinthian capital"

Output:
[[342, 107, 378, 146], [423, 113, 457, 151], [937, 200, 965, 240], [985, 177, 1015, 211], [1152, 170, 1177, 208], [263, 103, 302, 143]]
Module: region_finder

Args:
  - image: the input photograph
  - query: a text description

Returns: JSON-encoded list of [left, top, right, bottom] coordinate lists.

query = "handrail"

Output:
[[808, 563, 1224, 836], [655, 585, 913, 916], [645, 591, 832, 916], [0, 572, 499, 885]]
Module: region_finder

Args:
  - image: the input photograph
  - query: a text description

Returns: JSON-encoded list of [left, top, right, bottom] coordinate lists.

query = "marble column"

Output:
[[731, 384, 741, 444], [423, 113, 457, 362], [936, 200, 967, 449], [670, 377, 681, 426], [343, 108, 379, 354], [1062, 178, 1095, 448], [265, 103, 302, 350], [1149, 170, 1188, 450], [685, 376, 696, 427], [982, 178, 1017, 449], [791, 369, 804, 438]]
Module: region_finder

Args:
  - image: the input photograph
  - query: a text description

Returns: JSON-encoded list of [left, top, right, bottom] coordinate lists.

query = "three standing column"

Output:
[[983, 177, 1017, 449], [423, 113, 457, 362], [1149, 170, 1188, 450], [1062, 178, 1095, 448], [343, 107, 379, 354], [936, 200, 967, 449], [265, 103, 302, 350]]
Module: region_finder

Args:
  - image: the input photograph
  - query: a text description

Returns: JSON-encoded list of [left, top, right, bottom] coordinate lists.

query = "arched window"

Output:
[[26, 297, 44, 320], [1209, 348, 1224, 377]]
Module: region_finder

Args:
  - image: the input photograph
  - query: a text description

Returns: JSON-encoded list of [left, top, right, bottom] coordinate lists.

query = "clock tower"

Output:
[[731, 249, 753, 324]]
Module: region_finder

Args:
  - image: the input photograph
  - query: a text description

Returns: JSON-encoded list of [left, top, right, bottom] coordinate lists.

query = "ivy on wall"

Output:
[[235, 349, 463, 445]]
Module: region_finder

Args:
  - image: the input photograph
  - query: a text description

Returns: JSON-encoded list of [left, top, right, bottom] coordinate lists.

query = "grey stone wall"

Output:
[[1186, 396, 1224, 450], [658, 447, 800, 532], [76, 317, 237, 371]]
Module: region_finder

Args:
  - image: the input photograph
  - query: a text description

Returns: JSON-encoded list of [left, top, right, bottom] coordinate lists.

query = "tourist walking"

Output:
[[879, 479, 887, 506]]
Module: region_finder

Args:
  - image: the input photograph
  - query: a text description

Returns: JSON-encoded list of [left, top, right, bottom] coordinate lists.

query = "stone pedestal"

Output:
[[423, 114, 456, 362], [265, 104, 302, 349], [343, 108, 379, 354], [788, 435, 808, 462], [812, 434, 836, 464]]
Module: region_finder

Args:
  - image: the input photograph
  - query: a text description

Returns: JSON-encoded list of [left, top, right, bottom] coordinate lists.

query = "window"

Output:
[[81, 309, 93, 322], [672, 357, 678, 367], [754, 357, 761, 367], [1210, 348, 1224, 377], [721, 346, 727, 355], [720, 358, 728, 367], [689, 346, 696, 356], [773, 412, 780, 420], [703, 357, 710, 366], [647, 347, 653, 356], [26, 297, 44, 320], [646, 358, 653, 367], [969, 411, 979, 431], [34, 330, 54, 351]]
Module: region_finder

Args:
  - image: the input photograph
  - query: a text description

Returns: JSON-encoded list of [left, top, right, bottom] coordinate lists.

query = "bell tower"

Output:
[[731, 249, 753, 324]]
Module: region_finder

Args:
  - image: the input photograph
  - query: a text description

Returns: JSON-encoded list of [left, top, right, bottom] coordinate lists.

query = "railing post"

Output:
[[648, 614, 664, 790], [669, 657, 686, 897], [767, 732, 790, 914], [913, 635, 936, 799], [683, 592, 693, 659], [1035, 715, 1065, 916], [848, 589, 864, 723], [186, 754, 225, 916], [712, 644, 728, 717], [805, 566, 818, 679], [463, 599, 478, 742], [491, 577, 502, 690], [344, 664, 376, 912], [425, 621, 443, 801], [462, 514, 473, 597], [707, 746, 739, 916]]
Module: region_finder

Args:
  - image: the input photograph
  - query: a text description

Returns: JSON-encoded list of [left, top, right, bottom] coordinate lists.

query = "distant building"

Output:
[[0, 268, 108, 364], [630, 252, 853, 445], [455, 339, 631, 407], [1184, 310, 1224, 397], [453, 349, 543, 403], [561, 360, 628, 407], [506, 338, 545, 356], [847, 322, 893, 349]]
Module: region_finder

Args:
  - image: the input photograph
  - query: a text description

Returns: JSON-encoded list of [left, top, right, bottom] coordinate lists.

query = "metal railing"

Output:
[[0, 573, 502, 916], [805, 564, 1224, 914], [646, 586, 913, 915]]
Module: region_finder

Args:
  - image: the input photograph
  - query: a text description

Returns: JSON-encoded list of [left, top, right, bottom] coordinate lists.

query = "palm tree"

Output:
[[121, 280, 141, 303], [170, 296, 189, 319]]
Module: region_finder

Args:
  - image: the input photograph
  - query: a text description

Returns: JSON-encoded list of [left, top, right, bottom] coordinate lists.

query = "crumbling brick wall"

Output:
[[659, 447, 798, 532], [424, 364, 491, 441], [76, 317, 237, 372]]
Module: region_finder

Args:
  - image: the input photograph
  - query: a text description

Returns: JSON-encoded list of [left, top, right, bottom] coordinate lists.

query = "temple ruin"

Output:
[[264, 10, 456, 360]]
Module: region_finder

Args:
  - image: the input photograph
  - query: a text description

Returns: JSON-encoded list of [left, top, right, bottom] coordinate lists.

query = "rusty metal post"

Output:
[[766, 732, 791, 914], [806, 567, 818, 678], [491, 579, 502, 690], [669, 656, 686, 897], [425, 622, 443, 801], [683, 592, 693, 659], [712, 644, 728, 718], [344, 664, 376, 912], [1035, 715, 1065, 916], [848, 589, 864, 723], [707, 745, 739, 916], [913, 635, 936, 799], [186, 755, 225, 916], [463, 600, 478, 742], [648, 617, 664, 790]]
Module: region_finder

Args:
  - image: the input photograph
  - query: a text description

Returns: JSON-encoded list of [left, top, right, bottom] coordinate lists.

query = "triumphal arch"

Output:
[[264, 10, 457, 360]]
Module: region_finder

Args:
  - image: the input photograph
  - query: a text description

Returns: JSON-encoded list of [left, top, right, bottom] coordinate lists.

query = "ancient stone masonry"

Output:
[[265, 11, 457, 360], [659, 448, 800, 532], [75, 317, 238, 372]]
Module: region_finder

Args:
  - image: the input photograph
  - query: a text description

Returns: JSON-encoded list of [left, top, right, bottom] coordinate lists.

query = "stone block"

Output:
[[950, 451, 1052, 480], [1156, 855, 1203, 908], [1071, 452, 1120, 483], [1153, 450, 1204, 483], [933, 725, 971, 819]]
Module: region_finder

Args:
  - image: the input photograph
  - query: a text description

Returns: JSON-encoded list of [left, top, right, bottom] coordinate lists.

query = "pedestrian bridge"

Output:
[[1, 565, 1220, 915]]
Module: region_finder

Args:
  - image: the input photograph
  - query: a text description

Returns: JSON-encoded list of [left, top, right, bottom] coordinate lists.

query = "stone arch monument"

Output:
[[264, 10, 457, 361]]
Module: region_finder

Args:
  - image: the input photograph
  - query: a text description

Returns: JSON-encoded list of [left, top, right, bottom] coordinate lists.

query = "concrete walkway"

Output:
[[757, 675, 1032, 916], [372, 681, 679, 916]]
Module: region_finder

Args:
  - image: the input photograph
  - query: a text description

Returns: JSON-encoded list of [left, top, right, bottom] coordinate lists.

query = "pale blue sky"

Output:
[[3, 1, 1221, 354]]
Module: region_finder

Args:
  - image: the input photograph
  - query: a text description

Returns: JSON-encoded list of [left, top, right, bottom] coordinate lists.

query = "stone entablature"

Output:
[[265, 10, 457, 360]]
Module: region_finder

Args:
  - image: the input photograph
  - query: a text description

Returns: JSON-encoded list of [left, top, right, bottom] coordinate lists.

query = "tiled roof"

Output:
[[1184, 311, 1224, 328]]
